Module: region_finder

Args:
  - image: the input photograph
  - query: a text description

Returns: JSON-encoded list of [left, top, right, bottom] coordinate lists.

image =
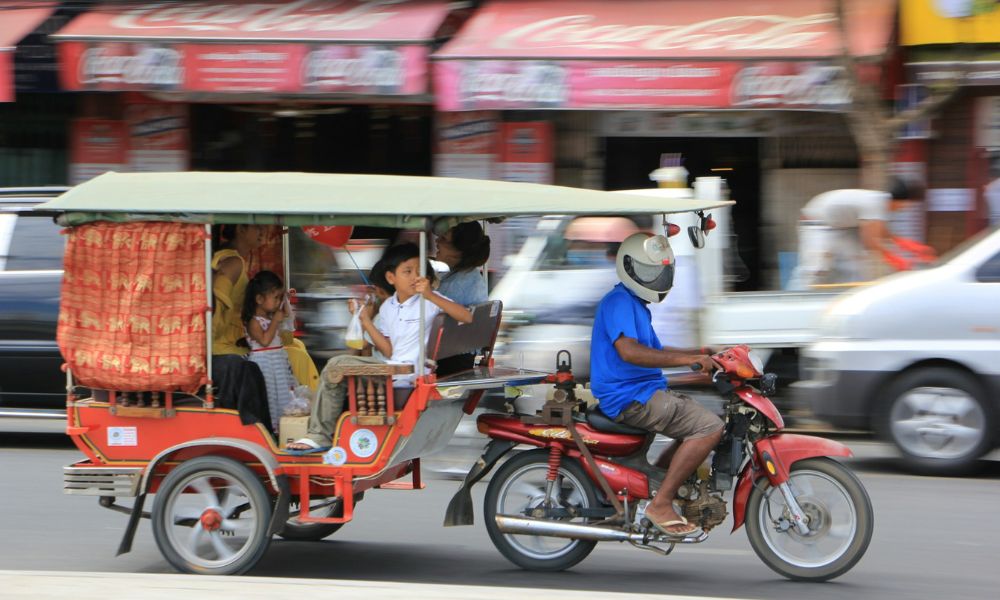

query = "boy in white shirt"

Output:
[[287, 243, 472, 453]]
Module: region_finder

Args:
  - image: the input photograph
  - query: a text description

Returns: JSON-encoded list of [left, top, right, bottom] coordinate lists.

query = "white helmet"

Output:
[[616, 232, 675, 303]]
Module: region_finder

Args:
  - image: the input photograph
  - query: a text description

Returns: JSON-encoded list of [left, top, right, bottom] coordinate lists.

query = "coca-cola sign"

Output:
[[303, 46, 405, 92], [58, 0, 451, 42], [79, 46, 183, 87], [437, 0, 894, 59], [434, 59, 854, 111], [493, 14, 834, 53], [457, 62, 569, 109], [53, 0, 445, 96], [59, 40, 430, 95], [731, 64, 851, 107], [111, 0, 400, 34]]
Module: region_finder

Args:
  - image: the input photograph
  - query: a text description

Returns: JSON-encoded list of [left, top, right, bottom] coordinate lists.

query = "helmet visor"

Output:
[[624, 256, 675, 292]]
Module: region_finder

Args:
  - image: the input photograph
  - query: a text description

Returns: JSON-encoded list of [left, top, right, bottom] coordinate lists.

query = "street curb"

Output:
[[0, 570, 736, 600]]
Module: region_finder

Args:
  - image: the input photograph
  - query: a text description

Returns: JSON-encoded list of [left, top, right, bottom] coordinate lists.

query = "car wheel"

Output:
[[878, 367, 994, 475]]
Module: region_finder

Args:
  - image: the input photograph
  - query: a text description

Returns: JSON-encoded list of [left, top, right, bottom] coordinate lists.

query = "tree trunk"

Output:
[[832, 0, 960, 192], [845, 109, 893, 190]]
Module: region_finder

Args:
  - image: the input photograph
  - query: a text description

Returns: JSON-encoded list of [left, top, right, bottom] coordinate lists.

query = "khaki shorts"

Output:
[[617, 389, 723, 440]]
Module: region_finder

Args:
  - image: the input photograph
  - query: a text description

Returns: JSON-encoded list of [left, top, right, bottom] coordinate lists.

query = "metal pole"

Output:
[[282, 227, 291, 289], [204, 224, 214, 407], [418, 229, 426, 380], [481, 220, 488, 292]]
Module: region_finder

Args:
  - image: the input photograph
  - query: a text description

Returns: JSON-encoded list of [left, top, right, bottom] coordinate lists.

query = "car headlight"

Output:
[[818, 310, 866, 340]]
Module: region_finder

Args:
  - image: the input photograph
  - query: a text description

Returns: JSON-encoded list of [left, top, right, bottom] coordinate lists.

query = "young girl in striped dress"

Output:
[[242, 270, 297, 432]]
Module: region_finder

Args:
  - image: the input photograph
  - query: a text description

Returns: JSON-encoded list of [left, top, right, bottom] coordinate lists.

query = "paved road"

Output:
[[1, 429, 998, 600]]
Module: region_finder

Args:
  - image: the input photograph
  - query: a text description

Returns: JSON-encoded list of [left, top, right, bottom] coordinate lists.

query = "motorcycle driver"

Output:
[[590, 232, 723, 538]]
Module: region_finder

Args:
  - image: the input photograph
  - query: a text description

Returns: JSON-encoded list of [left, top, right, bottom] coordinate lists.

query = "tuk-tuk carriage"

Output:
[[42, 171, 729, 575]]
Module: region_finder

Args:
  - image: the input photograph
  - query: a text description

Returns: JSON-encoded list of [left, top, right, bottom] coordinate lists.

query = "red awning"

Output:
[[53, 0, 452, 98], [434, 0, 896, 111], [0, 1, 58, 102]]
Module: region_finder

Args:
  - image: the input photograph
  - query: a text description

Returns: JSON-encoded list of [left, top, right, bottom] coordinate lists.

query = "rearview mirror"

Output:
[[688, 225, 705, 249]]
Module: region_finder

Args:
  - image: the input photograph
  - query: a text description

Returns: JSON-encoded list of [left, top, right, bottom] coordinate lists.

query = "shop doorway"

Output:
[[604, 137, 761, 291], [190, 104, 433, 175]]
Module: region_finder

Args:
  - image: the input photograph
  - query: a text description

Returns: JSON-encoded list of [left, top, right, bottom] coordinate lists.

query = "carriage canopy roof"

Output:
[[38, 171, 734, 228]]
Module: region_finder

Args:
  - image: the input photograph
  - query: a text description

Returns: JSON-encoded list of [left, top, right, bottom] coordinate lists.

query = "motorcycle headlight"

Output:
[[748, 349, 764, 377]]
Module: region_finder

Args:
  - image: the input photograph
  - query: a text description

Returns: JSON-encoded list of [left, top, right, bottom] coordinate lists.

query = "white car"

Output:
[[798, 227, 1000, 474]]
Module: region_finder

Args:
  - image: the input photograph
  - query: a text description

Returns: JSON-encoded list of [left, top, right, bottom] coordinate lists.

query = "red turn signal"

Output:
[[704, 218, 717, 231], [667, 223, 681, 237]]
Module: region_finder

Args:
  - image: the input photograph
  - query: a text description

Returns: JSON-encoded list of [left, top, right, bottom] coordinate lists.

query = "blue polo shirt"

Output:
[[590, 283, 667, 418]]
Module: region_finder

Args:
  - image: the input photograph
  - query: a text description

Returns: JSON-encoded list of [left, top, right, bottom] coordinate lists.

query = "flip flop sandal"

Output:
[[650, 517, 701, 539], [285, 438, 330, 456]]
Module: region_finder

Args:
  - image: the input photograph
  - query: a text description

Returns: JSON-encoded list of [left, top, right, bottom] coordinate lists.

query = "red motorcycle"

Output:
[[445, 346, 873, 582]]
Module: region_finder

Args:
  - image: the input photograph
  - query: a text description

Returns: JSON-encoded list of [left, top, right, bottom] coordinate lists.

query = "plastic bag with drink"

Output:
[[344, 294, 371, 350]]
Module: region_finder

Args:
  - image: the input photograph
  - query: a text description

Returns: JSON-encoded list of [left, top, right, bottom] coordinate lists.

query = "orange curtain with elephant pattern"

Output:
[[57, 222, 208, 392]]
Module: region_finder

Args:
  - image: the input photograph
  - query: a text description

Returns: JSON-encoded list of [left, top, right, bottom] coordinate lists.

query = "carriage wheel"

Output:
[[152, 456, 272, 575]]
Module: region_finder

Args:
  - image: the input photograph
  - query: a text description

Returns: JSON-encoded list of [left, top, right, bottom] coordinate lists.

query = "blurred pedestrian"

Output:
[[789, 179, 916, 289]]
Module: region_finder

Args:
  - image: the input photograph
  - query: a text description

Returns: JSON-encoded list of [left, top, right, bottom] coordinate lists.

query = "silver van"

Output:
[[798, 227, 1000, 474]]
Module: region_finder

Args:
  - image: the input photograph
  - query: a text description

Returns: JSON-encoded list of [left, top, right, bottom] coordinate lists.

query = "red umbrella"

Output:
[[302, 225, 353, 248]]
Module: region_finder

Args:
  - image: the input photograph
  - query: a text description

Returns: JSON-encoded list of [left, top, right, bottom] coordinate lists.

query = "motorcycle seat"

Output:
[[585, 405, 648, 436]]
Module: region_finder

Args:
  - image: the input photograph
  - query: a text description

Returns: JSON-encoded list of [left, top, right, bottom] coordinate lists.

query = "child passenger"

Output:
[[242, 270, 296, 432], [286, 243, 471, 453]]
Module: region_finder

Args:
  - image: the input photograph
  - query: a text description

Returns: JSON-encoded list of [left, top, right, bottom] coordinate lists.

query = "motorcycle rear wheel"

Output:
[[745, 457, 873, 582], [484, 449, 598, 571]]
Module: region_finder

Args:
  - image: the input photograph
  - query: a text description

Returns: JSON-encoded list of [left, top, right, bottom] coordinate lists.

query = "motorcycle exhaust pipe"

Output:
[[495, 515, 645, 543]]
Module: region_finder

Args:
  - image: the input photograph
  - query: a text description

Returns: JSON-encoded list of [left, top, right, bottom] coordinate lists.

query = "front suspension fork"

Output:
[[777, 481, 811, 536]]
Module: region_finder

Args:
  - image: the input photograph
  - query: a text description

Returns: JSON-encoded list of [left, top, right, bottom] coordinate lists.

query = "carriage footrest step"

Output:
[[377, 481, 425, 490]]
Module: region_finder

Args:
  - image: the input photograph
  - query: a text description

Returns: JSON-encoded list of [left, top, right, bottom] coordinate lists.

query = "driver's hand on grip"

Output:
[[690, 355, 717, 373]]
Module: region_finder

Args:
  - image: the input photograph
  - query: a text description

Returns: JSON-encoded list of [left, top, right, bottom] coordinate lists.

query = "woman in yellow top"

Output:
[[212, 224, 319, 393]]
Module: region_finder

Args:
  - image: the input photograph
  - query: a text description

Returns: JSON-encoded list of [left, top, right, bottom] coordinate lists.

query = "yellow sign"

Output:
[[902, 0, 1000, 45], [899, 0, 1000, 46]]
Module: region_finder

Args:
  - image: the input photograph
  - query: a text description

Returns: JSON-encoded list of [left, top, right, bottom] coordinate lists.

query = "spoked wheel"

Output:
[[152, 456, 272, 575], [745, 458, 873, 582], [484, 449, 598, 572]]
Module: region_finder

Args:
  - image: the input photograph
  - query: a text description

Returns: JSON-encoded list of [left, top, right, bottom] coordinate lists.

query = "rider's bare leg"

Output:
[[645, 429, 722, 534]]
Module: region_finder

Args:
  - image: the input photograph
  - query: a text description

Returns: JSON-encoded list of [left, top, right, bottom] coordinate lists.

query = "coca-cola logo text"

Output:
[[303, 48, 403, 90], [732, 65, 851, 107], [494, 14, 835, 52], [80, 47, 183, 86], [110, 0, 404, 34], [459, 63, 568, 106]]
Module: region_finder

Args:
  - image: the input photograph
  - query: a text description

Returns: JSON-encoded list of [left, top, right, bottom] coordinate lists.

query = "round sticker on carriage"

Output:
[[349, 429, 378, 458], [323, 446, 347, 466]]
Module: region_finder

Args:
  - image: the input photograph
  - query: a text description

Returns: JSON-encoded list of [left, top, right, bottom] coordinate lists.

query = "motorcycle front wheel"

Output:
[[745, 457, 873, 582], [484, 449, 598, 571]]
